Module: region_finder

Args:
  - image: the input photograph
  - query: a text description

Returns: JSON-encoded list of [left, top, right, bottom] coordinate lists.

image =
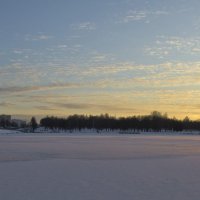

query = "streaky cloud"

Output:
[[0, 83, 81, 94], [25, 34, 53, 41], [53, 102, 138, 112], [0, 101, 15, 107]]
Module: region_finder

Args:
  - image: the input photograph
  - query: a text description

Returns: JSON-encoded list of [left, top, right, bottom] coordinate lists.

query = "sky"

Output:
[[1, 0, 200, 120]]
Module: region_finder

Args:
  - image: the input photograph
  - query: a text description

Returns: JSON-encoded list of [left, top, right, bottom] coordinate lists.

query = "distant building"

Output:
[[11, 119, 26, 128], [0, 115, 11, 122], [0, 115, 12, 128]]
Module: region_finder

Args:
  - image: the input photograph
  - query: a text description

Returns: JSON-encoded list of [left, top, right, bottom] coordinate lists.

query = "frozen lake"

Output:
[[1, 135, 200, 200]]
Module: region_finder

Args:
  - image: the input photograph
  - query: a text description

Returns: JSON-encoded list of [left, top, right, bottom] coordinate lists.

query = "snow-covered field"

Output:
[[1, 131, 200, 199]]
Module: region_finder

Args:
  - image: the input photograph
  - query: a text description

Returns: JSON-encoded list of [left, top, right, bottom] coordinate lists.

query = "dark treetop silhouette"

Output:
[[40, 111, 200, 132]]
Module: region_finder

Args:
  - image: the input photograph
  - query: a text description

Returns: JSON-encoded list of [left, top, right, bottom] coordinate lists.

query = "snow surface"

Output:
[[0, 133, 200, 199]]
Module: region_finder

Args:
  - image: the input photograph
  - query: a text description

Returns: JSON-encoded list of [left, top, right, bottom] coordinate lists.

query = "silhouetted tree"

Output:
[[30, 117, 37, 132], [39, 111, 200, 133]]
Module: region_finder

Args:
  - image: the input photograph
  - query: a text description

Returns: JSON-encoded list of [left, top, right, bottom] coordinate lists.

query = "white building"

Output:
[[12, 119, 26, 128]]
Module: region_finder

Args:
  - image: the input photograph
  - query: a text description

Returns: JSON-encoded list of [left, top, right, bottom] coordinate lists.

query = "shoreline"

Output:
[[0, 128, 200, 136]]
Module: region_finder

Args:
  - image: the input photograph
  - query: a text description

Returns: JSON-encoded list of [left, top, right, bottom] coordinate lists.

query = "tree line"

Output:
[[40, 111, 200, 132]]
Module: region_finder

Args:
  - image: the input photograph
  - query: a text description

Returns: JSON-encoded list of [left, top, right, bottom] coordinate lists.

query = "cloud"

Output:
[[0, 83, 81, 94], [55, 103, 90, 109], [71, 22, 96, 31], [53, 102, 137, 112], [87, 51, 116, 64], [82, 64, 136, 76], [34, 106, 57, 111], [0, 102, 14, 107], [145, 36, 200, 58], [13, 50, 23, 54], [1, 58, 200, 119], [145, 47, 169, 58], [119, 10, 169, 23], [2, 59, 200, 92], [25, 34, 53, 41], [80, 61, 200, 90], [122, 11, 147, 23], [57, 45, 68, 49]]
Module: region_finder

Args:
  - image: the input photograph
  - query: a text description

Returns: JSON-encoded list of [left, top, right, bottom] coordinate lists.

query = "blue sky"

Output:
[[1, 0, 200, 119]]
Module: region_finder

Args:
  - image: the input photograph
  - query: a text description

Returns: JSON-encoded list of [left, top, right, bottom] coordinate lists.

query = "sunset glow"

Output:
[[1, 0, 200, 119]]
